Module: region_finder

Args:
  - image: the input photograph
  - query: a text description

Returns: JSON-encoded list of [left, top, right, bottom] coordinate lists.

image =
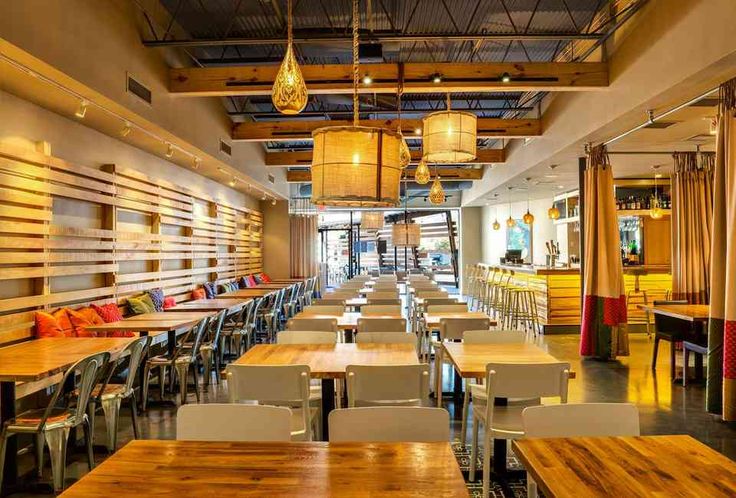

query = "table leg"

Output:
[[493, 397, 508, 476], [453, 369, 463, 405], [167, 331, 176, 356], [1, 381, 17, 493], [321, 378, 335, 441]]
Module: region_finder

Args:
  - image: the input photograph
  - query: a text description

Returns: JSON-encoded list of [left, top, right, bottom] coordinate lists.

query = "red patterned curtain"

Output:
[[290, 215, 318, 278], [580, 145, 629, 359], [706, 79, 736, 420]]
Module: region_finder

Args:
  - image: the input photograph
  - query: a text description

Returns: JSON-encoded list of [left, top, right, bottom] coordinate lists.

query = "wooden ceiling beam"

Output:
[[170, 62, 608, 96], [233, 118, 540, 141], [286, 167, 483, 183], [266, 148, 505, 166]]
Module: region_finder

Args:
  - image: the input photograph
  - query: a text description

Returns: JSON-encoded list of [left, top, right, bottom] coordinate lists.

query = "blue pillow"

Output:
[[238, 277, 247, 289], [254, 274, 264, 284], [147, 288, 164, 312], [203, 282, 216, 299]]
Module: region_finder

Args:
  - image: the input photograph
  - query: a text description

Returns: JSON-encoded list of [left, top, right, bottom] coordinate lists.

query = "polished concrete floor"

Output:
[[8, 332, 736, 495]]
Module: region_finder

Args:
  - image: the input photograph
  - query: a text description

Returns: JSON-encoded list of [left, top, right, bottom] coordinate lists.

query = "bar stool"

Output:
[[484, 267, 502, 317], [494, 270, 514, 325], [505, 287, 541, 335], [626, 268, 651, 337]]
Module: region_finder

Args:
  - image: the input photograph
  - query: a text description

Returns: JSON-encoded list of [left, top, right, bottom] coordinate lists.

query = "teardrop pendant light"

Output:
[[428, 167, 445, 205], [272, 0, 308, 114], [493, 219, 501, 230], [415, 159, 430, 184]]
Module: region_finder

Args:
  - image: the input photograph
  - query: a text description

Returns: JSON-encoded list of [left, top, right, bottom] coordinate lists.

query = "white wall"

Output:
[[481, 198, 557, 266], [459, 207, 482, 294]]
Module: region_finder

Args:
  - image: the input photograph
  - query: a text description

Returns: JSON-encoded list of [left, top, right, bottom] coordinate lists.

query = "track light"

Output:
[[414, 127, 422, 135], [164, 143, 174, 158], [362, 74, 372, 85], [261, 194, 267, 201], [228, 177, 236, 187], [432, 73, 442, 84], [271, 198, 277, 206], [75, 100, 88, 119], [120, 121, 132, 137], [193, 157, 201, 169], [501, 72, 511, 83]]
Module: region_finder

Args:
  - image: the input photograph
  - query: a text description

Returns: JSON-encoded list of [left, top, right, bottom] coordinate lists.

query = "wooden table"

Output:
[[235, 343, 418, 438], [345, 297, 368, 308], [423, 311, 494, 328], [414, 295, 465, 306], [218, 288, 275, 298], [165, 298, 250, 313], [124, 311, 215, 322], [59, 440, 468, 497], [294, 311, 403, 330], [443, 342, 574, 477], [86, 314, 207, 354], [254, 282, 296, 289], [513, 435, 736, 498], [0, 337, 136, 490], [638, 303, 709, 322]]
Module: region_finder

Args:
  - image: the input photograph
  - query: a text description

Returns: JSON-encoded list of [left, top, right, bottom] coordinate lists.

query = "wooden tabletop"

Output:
[[254, 283, 296, 289], [294, 311, 403, 330], [86, 316, 204, 333], [0, 337, 136, 383], [165, 298, 251, 312], [59, 440, 467, 497], [443, 342, 572, 378], [512, 435, 736, 498], [424, 311, 495, 328], [345, 297, 368, 307], [637, 304, 709, 322], [235, 343, 419, 379], [124, 311, 214, 321], [218, 289, 275, 298], [414, 295, 465, 305]]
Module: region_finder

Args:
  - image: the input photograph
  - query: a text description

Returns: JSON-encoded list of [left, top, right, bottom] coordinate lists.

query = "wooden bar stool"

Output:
[[626, 268, 651, 337]]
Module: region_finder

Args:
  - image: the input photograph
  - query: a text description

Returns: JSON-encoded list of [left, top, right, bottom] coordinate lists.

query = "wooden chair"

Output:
[[177, 404, 292, 442], [650, 300, 690, 380], [361, 305, 402, 315], [328, 407, 449, 442], [287, 318, 338, 332]]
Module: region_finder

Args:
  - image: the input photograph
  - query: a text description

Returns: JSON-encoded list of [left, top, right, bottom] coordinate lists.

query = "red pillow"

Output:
[[53, 309, 75, 336], [191, 288, 206, 300], [246, 275, 257, 287], [67, 308, 99, 337], [163, 296, 176, 309], [91, 303, 134, 337], [260, 273, 272, 283], [35, 312, 66, 338]]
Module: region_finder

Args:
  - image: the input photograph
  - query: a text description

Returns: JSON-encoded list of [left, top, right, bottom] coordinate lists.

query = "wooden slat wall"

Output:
[[0, 144, 262, 345]]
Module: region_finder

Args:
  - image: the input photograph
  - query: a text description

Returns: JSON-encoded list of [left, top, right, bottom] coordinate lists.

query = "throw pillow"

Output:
[[128, 295, 154, 315], [67, 308, 99, 337], [203, 282, 216, 299], [34, 312, 65, 338], [260, 273, 272, 283], [163, 296, 176, 309], [53, 308, 75, 336], [254, 274, 264, 284], [191, 288, 206, 300], [147, 288, 165, 312]]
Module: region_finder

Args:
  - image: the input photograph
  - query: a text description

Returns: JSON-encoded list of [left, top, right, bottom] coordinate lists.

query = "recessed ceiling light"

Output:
[[362, 74, 372, 85], [414, 128, 422, 135], [432, 73, 442, 84], [501, 72, 511, 83]]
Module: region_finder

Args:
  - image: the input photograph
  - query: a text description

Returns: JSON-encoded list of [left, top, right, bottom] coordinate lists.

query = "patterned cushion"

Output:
[[128, 295, 155, 315], [67, 308, 99, 337], [229, 282, 238, 291], [254, 274, 264, 284], [218, 284, 230, 295], [147, 288, 165, 312], [191, 288, 206, 300], [238, 277, 247, 289], [260, 273, 272, 283], [163, 296, 176, 309], [246, 275, 257, 287], [203, 282, 216, 299], [34, 312, 66, 338], [91, 303, 134, 337]]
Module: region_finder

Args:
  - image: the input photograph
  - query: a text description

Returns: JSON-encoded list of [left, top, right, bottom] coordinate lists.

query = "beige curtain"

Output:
[[707, 78, 736, 420], [671, 151, 714, 304], [579, 145, 629, 359], [290, 215, 318, 278]]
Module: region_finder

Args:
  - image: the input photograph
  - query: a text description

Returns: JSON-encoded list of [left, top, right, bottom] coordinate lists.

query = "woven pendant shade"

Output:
[[399, 136, 411, 168], [422, 110, 477, 163], [392, 222, 421, 247], [361, 211, 385, 230], [311, 126, 402, 207], [429, 176, 445, 204], [415, 159, 430, 184], [271, 0, 307, 114]]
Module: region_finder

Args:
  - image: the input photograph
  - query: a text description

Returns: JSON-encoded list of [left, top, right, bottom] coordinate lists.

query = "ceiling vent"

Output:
[[126, 73, 152, 105], [643, 121, 679, 129], [219, 140, 232, 156], [268, 174, 275, 184]]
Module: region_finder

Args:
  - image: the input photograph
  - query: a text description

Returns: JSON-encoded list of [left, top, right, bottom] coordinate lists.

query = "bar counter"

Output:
[[493, 264, 671, 333]]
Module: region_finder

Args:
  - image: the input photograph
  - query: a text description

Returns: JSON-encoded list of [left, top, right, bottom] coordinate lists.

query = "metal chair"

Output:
[[195, 310, 227, 384], [0, 352, 110, 492]]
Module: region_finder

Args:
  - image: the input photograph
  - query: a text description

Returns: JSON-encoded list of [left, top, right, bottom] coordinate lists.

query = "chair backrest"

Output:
[[227, 364, 311, 404], [439, 318, 491, 341], [208, 310, 228, 347], [177, 404, 292, 442], [346, 364, 430, 407], [357, 317, 406, 333], [486, 362, 570, 400], [121, 336, 151, 392], [426, 304, 468, 313], [463, 330, 526, 343], [277, 330, 337, 344], [652, 300, 691, 334], [369, 291, 399, 299], [312, 298, 346, 306], [422, 298, 461, 306], [301, 305, 345, 315], [327, 292, 358, 300], [356, 332, 417, 346], [329, 407, 449, 442], [287, 318, 338, 332], [361, 305, 402, 315], [367, 298, 402, 306], [188, 315, 213, 356], [522, 403, 640, 438], [415, 290, 448, 298]]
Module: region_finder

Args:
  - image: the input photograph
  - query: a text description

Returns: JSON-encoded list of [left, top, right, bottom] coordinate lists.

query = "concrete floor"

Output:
[[8, 332, 736, 495]]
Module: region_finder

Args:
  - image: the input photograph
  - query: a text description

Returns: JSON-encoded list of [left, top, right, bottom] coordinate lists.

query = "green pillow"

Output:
[[128, 294, 155, 315]]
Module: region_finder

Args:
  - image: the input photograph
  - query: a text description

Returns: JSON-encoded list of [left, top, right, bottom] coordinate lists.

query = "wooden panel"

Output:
[[286, 167, 483, 183], [0, 144, 263, 346], [170, 62, 609, 96], [642, 217, 671, 266], [266, 148, 506, 167]]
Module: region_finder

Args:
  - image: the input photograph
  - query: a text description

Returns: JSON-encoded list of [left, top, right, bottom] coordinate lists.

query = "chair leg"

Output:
[[435, 347, 443, 408], [469, 415, 479, 482], [482, 433, 492, 498], [44, 426, 70, 493], [142, 364, 152, 412], [83, 419, 95, 471], [86, 400, 97, 448], [174, 363, 188, 405], [130, 392, 140, 440], [0, 431, 9, 491], [670, 340, 676, 381], [200, 349, 212, 386], [460, 383, 470, 447], [527, 474, 538, 498], [35, 432, 44, 478], [651, 337, 660, 370], [100, 396, 121, 453], [683, 348, 690, 387], [191, 363, 201, 404]]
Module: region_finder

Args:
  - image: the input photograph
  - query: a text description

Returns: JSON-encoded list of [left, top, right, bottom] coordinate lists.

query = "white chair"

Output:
[[356, 332, 418, 347], [361, 305, 402, 315], [426, 304, 468, 313], [226, 364, 320, 441], [522, 403, 639, 498], [470, 362, 570, 498], [369, 291, 400, 300], [346, 364, 430, 407], [287, 318, 338, 332], [176, 404, 292, 442], [366, 298, 401, 306], [357, 317, 406, 333], [328, 407, 449, 442], [301, 305, 344, 315], [277, 330, 337, 344], [415, 290, 448, 298], [312, 298, 346, 306]]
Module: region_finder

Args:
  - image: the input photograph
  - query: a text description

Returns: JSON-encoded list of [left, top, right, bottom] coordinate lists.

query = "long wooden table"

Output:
[[513, 435, 736, 498], [423, 311, 495, 328], [218, 288, 276, 298], [638, 303, 709, 322], [0, 337, 136, 491], [235, 343, 419, 438], [59, 440, 468, 497], [294, 311, 403, 331], [165, 298, 250, 313]]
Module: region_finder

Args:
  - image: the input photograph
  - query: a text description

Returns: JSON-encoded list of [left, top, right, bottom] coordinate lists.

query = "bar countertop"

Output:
[[497, 264, 671, 275]]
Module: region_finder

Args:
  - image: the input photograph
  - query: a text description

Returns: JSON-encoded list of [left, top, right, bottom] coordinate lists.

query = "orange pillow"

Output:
[[191, 288, 206, 300], [35, 312, 66, 338], [67, 308, 102, 337], [52, 309, 75, 337]]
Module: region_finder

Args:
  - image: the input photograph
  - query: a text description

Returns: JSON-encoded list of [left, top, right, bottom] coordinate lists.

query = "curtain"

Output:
[[580, 145, 629, 359], [671, 151, 714, 304], [707, 79, 736, 420], [290, 215, 318, 278]]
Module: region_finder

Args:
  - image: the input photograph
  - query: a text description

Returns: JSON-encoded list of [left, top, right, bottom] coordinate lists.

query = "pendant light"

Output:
[[548, 204, 561, 220], [506, 203, 516, 228], [415, 159, 431, 184], [421, 94, 477, 163], [361, 211, 384, 230], [271, 0, 308, 114], [650, 170, 664, 219], [310, 0, 402, 207], [392, 186, 421, 246], [428, 167, 445, 205], [493, 207, 501, 230], [522, 195, 534, 224]]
